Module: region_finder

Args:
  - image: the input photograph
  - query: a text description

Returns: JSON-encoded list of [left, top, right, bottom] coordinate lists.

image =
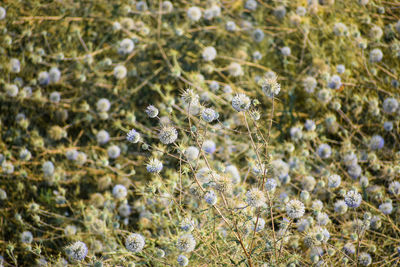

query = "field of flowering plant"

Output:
[[1, 0, 400, 266]]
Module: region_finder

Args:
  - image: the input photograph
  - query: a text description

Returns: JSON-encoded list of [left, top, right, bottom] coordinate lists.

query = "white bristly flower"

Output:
[[286, 199, 305, 219], [125, 233, 145, 252]]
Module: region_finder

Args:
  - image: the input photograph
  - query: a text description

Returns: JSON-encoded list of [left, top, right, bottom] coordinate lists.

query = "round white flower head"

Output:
[[370, 135, 384, 150], [369, 48, 383, 63], [232, 93, 251, 112], [317, 143, 332, 159], [94, 130, 108, 145], [334, 200, 348, 214], [265, 178, 277, 192], [187, 6, 202, 21], [162, 1, 173, 13], [246, 188, 266, 208], [226, 21, 236, 31], [286, 199, 305, 219], [146, 158, 163, 173], [180, 217, 196, 232], [96, 98, 111, 112], [344, 190, 362, 208], [20, 231, 33, 244], [177, 255, 189, 266], [379, 202, 393, 215], [225, 165, 241, 184], [359, 252, 372, 266], [262, 76, 281, 98], [107, 145, 121, 159], [389, 181, 400, 196], [125, 233, 145, 252], [303, 76, 317, 93], [10, 58, 21, 73], [42, 161, 55, 177], [113, 65, 127, 79], [49, 91, 61, 103], [202, 46, 217, 61], [202, 140, 216, 154], [145, 105, 159, 118], [201, 108, 217, 123], [112, 184, 128, 199], [159, 125, 178, 144], [118, 38, 135, 55], [204, 190, 217, 205], [65, 241, 88, 261], [328, 174, 341, 188], [177, 234, 196, 252], [5, 84, 19, 97], [382, 97, 398, 114], [184, 146, 199, 161], [227, 62, 243, 77], [127, 129, 140, 143], [0, 7, 6, 20], [49, 67, 61, 83]]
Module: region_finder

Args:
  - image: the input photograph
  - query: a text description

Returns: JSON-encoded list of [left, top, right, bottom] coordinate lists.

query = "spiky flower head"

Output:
[[127, 129, 141, 143], [204, 190, 217, 205], [159, 125, 178, 144], [246, 188, 266, 208], [201, 108, 217, 123], [145, 105, 159, 118], [344, 190, 362, 208], [262, 75, 281, 98], [146, 158, 163, 173], [125, 233, 145, 252], [213, 173, 232, 193], [232, 93, 251, 112], [181, 89, 200, 105], [177, 234, 196, 252], [65, 241, 88, 261], [286, 199, 305, 219], [177, 255, 189, 266]]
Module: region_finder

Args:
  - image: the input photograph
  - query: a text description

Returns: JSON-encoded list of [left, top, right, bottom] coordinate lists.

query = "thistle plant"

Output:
[[1, 0, 400, 266]]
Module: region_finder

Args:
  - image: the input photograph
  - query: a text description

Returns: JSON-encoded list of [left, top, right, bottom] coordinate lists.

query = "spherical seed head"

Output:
[[328, 75, 342, 90], [184, 146, 199, 161], [96, 98, 111, 112], [369, 48, 383, 63], [389, 181, 400, 196], [286, 199, 305, 219], [0, 7, 6, 20], [303, 76, 317, 93], [181, 89, 200, 105], [159, 126, 178, 144], [177, 234, 196, 252], [262, 76, 281, 98], [202, 140, 216, 154], [379, 202, 393, 215], [113, 65, 127, 79], [49, 67, 61, 83], [146, 158, 163, 173], [382, 97, 398, 114], [97, 130, 110, 144], [125, 233, 145, 252], [49, 91, 61, 103], [227, 62, 243, 77], [5, 84, 19, 97], [145, 105, 159, 118], [112, 184, 127, 199], [126, 129, 140, 143], [65, 241, 88, 261], [213, 174, 232, 193], [245, 0, 257, 10], [201, 108, 217, 122], [187, 6, 202, 21], [204, 190, 217, 205], [359, 252, 372, 266], [42, 161, 55, 177], [180, 217, 196, 232], [107, 145, 121, 159], [344, 190, 362, 208], [265, 178, 277, 192], [370, 135, 384, 150], [232, 93, 251, 112], [20, 231, 33, 244], [202, 46, 217, 61], [317, 144, 332, 159], [328, 174, 341, 188], [118, 38, 135, 55], [177, 255, 189, 266], [246, 188, 266, 208]]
